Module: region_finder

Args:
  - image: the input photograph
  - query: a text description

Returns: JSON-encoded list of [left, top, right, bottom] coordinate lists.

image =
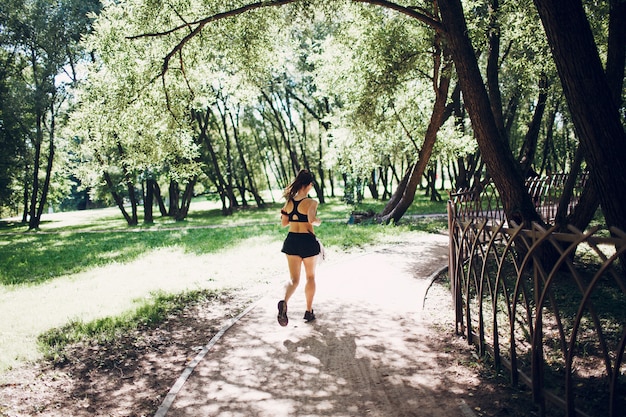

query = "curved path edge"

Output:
[[153, 300, 261, 417]]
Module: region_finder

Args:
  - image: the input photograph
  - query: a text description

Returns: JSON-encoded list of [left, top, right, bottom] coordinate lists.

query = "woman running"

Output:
[[277, 169, 322, 326]]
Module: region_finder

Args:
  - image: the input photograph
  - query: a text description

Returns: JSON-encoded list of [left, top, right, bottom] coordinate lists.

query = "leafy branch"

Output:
[[127, 0, 442, 79]]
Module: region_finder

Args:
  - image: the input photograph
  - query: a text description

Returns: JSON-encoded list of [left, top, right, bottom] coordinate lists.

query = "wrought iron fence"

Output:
[[451, 173, 589, 226], [447, 183, 625, 417], [525, 173, 589, 225]]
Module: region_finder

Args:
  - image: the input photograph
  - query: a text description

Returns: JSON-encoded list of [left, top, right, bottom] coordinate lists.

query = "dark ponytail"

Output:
[[283, 169, 315, 200]]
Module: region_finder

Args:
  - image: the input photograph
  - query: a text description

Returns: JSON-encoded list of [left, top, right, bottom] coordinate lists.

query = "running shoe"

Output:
[[277, 300, 288, 326], [303, 310, 316, 323]]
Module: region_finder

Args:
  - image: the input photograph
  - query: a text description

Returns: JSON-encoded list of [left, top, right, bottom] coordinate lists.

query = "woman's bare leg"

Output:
[[284, 255, 303, 304], [302, 256, 318, 312]]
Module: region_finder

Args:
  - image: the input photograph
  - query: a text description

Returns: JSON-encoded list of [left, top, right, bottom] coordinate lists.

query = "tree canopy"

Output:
[[1, 0, 623, 232]]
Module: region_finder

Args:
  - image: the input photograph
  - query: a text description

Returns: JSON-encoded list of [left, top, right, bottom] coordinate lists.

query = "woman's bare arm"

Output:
[[308, 201, 321, 226], [280, 206, 289, 227]]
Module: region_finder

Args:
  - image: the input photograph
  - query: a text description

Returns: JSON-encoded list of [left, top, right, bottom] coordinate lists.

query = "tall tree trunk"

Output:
[[229, 109, 265, 207], [125, 178, 138, 225], [94, 148, 135, 225], [284, 88, 331, 202], [427, 167, 442, 202], [21, 169, 29, 224], [503, 87, 521, 138], [102, 170, 134, 225], [450, 83, 474, 191], [438, 0, 542, 227], [254, 131, 277, 203], [328, 168, 335, 198], [35, 105, 55, 224], [316, 127, 326, 203], [27, 115, 43, 230], [168, 180, 179, 218], [439, 160, 446, 191], [173, 179, 196, 221], [295, 106, 310, 170], [194, 107, 235, 214], [538, 100, 559, 176], [218, 104, 238, 210], [261, 90, 300, 176], [554, 146, 583, 227], [144, 178, 154, 224], [382, 165, 412, 217], [566, 171, 599, 231], [518, 73, 549, 177], [281, 87, 303, 175], [380, 166, 390, 200], [533, 0, 626, 234], [117, 142, 138, 226], [27, 117, 55, 229], [153, 181, 168, 216], [555, 0, 624, 233], [381, 31, 453, 223], [368, 169, 379, 200], [605, 0, 625, 109], [261, 111, 288, 187], [486, 0, 506, 140]]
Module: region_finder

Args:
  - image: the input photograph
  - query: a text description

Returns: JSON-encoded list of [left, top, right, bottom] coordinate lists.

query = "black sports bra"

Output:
[[287, 199, 309, 223]]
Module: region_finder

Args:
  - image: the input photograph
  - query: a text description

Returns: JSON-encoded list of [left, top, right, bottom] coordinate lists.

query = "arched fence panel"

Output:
[[447, 192, 626, 417]]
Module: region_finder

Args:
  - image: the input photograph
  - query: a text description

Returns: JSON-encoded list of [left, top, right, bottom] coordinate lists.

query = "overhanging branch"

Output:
[[127, 0, 442, 78], [353, 0, 442, 31], [128, 0, 298, 76]]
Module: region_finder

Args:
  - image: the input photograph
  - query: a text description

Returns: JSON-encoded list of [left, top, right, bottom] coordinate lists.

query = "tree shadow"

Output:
[[162, 298, 525, 417]]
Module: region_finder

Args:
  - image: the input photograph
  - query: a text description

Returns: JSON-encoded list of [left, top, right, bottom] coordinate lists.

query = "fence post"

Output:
[[448, 200, 463, 334], [531, 245, 546, 416]]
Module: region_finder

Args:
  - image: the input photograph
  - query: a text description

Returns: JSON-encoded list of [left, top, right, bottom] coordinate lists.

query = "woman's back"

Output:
[[283, 197, 317, 233]]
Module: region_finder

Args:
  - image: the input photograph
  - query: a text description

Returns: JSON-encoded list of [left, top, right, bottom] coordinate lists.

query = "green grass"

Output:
[[37, 289, 221, 363], [346, 193, 448, 217], [0, 196, 448, 287], [0, 224, 284, 285]]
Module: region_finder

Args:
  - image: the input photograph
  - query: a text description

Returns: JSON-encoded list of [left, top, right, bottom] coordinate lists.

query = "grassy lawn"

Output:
[[0, 195, 448, 286], [0, 195, 449, 371]]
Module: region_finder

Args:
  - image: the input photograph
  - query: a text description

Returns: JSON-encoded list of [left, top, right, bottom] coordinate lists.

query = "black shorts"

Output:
[[281, 232, 321, 258]]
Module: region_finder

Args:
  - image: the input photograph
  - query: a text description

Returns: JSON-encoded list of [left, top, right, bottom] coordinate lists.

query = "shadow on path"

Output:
[[161, 233, 482, 417]]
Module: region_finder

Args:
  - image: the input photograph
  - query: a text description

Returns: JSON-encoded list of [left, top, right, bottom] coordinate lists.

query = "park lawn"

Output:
[[0, 196, 448, 286]]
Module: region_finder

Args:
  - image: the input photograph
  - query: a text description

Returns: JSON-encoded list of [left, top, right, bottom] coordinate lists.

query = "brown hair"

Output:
[[283, 169, 315, 200]]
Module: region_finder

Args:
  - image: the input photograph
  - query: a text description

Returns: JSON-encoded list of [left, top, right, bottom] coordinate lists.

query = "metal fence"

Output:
[[525, 173, 589, 225], [447, 181, 625, 417], [451, 173, 589, 226]]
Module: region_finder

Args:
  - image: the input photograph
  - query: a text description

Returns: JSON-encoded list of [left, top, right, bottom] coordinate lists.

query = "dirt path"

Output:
[[158, 233, 493, 417]]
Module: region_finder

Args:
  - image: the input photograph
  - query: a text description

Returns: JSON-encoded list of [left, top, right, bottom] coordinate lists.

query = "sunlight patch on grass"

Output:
[[0, 235, 285, 372]]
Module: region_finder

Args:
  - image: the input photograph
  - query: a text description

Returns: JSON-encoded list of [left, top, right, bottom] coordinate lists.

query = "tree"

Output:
[[380, 13, 455, 223], [532, 0, 626, 234], [68, 0, 208, 225], [0, 0, 101, 228], [133, 0, 542, 225], [0, 53, 23, 213]]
